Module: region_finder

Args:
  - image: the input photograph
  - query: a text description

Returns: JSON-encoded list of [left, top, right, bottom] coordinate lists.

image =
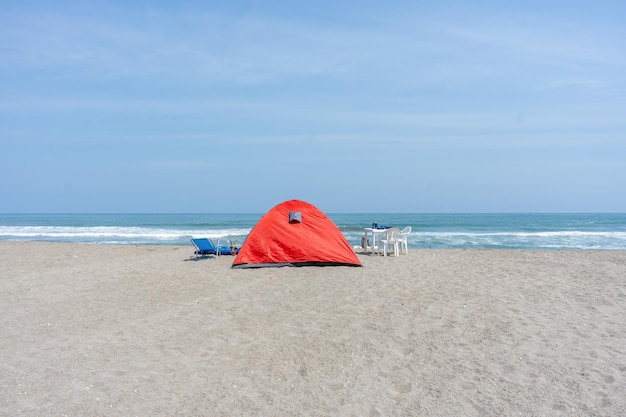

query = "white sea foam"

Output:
[[412, 231, 626, 250], [0, 226, 252, 245], [340, 229, 626, 250]]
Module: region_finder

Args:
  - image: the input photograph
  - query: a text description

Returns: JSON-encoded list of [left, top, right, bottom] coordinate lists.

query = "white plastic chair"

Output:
[[398, 226, 411, 254], [380, 227, 401, 256]]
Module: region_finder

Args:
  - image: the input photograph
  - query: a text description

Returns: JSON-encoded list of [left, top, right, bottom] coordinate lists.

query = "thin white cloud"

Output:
[[2, 4, 624, 151], [544, 78, 606, 91], [3, 3, 623, 94]]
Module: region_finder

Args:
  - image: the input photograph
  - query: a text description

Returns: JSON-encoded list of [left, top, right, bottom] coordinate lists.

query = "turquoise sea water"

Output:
[[1, 213, 625, 250]]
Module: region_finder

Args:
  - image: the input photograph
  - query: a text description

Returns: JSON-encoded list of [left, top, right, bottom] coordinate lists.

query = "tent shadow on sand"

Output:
[[232, 200, 361, 269]]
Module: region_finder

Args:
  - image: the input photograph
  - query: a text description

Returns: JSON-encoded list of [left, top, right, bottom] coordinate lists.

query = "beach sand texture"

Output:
[[1, 242, 625, 416]]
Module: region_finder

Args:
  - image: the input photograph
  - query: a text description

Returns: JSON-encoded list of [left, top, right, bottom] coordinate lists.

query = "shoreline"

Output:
[[4, 239, 626, 251], [2, 242, 625, 416]]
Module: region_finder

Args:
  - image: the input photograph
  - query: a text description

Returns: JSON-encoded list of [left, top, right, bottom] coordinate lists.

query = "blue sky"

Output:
[[1, 1, 624, 213]]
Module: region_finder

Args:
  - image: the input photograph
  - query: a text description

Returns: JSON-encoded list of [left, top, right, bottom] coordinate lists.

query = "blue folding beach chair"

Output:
[[190, 238, 235, 258]]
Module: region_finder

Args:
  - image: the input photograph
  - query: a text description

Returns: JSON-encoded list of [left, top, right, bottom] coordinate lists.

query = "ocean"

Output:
[[1, 213, 625, 251]]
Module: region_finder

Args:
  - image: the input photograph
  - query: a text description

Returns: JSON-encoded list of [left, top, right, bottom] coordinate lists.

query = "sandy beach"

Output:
[[1, 242, 625, 416]]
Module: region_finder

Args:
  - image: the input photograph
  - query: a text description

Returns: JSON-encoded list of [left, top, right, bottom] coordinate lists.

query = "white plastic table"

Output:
[[363, 228, 387, 255]]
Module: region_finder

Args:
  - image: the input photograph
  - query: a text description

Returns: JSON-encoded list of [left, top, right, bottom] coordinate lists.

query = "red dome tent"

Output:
[[232, 200, 361, 268]]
